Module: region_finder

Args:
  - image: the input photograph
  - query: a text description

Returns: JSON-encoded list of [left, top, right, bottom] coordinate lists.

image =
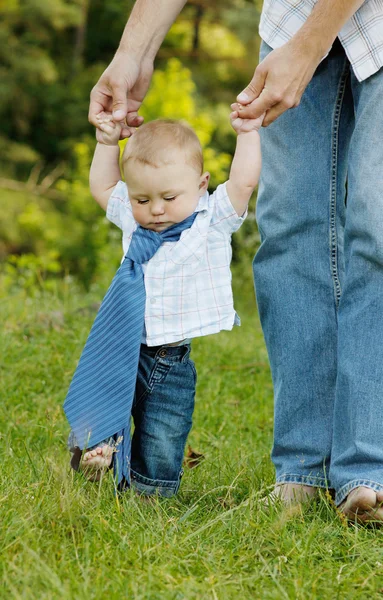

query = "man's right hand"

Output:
[[88, 53, 154, 138]]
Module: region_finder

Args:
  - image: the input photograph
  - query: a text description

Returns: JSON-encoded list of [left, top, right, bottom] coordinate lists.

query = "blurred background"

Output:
[[0, 0, 262, 297]]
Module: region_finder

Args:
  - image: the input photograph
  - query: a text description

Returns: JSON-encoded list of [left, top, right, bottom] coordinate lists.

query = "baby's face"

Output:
[[125, 156, 209, 232]]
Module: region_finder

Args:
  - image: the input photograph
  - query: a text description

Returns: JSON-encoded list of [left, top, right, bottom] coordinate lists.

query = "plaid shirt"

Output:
[[260, 0, 383, 81], [106, 180, 245, 346]]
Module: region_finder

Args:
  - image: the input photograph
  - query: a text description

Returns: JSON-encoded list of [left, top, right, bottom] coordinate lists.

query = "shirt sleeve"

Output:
[[106, 180, 134, 231], [210, 181, 247, 235]]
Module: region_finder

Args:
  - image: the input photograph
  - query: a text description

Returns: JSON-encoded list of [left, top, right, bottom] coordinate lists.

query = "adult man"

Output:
[[89, 0, 383, 523]]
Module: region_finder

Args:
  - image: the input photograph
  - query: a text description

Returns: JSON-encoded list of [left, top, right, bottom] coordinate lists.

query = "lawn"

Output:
[[1, 266, 383, 599]]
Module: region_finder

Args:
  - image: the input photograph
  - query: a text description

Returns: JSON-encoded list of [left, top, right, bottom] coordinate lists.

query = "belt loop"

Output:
[[181, 344, 191, 362]]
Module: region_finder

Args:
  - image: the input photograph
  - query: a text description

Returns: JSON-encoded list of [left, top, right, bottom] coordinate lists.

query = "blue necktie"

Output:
[[64, 213, 197, 483]]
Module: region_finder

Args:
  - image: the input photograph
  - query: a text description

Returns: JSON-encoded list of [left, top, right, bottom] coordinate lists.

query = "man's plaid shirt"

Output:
[[260, 0, 383, 81], [106, 181, 245, 346]]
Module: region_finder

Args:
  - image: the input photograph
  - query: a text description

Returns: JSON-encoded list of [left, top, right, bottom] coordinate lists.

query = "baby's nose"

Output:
[[151, 201, 165, 215]]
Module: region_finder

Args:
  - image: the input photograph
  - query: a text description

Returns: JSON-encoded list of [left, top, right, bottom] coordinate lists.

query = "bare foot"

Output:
[[264, 483, 319, 507], [339, 486, 383, 524], [81, 445, 114, 482]]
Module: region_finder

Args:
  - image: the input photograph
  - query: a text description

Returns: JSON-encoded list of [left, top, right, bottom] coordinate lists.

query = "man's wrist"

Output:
[[290, 28, 331, 63], [117, 39, 146, 63], [117, 0, 187, 62], [291, 0, 366, 61]]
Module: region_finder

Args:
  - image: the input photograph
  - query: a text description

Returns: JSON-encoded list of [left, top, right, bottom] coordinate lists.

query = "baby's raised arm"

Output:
[[89, 114, 124, 211], [226, 108, 264, 217]]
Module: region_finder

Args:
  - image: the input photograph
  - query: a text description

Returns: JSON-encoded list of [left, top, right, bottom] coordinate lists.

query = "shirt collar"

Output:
[[194, 190, 209, 213]]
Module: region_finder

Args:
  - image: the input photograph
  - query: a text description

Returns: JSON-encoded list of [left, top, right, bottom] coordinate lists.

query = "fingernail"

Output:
[[113, 110, 125, 120], [237, 92, 249, 103]]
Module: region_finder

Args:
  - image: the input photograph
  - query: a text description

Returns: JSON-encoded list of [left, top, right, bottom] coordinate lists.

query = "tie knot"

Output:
[[126, 213, 198, 264], [127, 227, 161, 264]]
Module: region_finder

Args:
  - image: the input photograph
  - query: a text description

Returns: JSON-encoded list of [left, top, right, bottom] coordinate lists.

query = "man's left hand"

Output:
[[233, 37, 323, 127]]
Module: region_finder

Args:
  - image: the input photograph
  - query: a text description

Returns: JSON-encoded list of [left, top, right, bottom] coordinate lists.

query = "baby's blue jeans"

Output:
[[70, 342, 196, 497], [254, 38, 383, 505], [129, 343, 196, 497]]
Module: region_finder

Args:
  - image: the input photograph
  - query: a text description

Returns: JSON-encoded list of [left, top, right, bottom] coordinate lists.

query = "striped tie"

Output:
[[64, 213, 197, 483]]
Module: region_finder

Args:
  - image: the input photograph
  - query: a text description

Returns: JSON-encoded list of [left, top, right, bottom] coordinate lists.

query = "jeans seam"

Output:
[[186, 359, 197, 384], [277, 473, 328, 486], [130, 467, 181, 487], [335, 479, 383, 506], [330, 59, 349, 308]]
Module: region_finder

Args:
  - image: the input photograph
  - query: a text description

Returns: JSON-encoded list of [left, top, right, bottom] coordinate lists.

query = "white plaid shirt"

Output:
[[106, 180, 245, 346], [260, 0, 383, 82]]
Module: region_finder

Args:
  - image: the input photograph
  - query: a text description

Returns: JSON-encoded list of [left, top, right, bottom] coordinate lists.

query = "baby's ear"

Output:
[[199, 171, 210, 195]]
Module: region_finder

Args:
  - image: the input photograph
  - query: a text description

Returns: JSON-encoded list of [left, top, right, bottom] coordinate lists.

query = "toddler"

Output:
[[65, 107, 263, 496]]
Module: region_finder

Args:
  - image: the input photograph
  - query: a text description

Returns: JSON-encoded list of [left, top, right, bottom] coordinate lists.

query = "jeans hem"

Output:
[[130, 468, 183, 497], [276, 473, 328, 488], [335, 479, 383, 506]]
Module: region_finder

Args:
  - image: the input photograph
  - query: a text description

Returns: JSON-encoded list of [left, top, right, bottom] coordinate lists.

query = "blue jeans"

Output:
[[70, 343, 196, 497], [121, 342, 196, 497], [254, 39, 383, 505]]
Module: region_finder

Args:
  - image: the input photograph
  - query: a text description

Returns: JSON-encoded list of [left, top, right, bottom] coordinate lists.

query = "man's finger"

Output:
[[237, 89, 278, 120], [111, 82, 129, 121], [88, 93, 107, 127], [262, 95, 299, 126], [126, 113, 144, 128], [237, 66, 267, 105], [262, 103, 287, 127], [120, 127, 135, 139]]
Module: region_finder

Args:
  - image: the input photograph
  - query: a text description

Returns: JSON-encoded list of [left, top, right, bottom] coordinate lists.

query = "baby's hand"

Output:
[[95, 112, 123, 145], [230, 103, 265, 134]]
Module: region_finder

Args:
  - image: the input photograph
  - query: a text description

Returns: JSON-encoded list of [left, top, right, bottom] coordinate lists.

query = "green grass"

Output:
[[2, 268, 383, 599]]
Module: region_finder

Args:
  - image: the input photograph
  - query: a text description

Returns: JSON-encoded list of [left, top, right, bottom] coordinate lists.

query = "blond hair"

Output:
[[122, 119, 203, 174]]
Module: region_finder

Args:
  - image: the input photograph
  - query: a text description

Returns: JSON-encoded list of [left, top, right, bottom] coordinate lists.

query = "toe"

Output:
[[349, 487, 376, 511], [102, 445, 113, 458], [339, 487, 383, 524], [263, 483, 318, 507]]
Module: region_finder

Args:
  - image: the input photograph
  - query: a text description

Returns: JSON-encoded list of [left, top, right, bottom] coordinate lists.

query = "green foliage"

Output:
[[0, 0, 262, 291], [0, 143, 121, 292], [139, 58, 232, 187], [3, 252, 61, 295]]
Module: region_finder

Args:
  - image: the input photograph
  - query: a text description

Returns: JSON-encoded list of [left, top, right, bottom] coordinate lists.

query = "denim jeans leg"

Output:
[[130, 344, 196, 497], [253, 41, 353, 488], [329, 66, 383, 505]]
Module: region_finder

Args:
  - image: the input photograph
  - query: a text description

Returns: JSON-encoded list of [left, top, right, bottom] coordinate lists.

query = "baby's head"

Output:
[[122, 119, 210, 231]]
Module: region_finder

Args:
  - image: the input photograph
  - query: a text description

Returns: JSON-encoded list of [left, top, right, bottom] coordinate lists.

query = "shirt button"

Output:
[[150, 297, 156, 304]]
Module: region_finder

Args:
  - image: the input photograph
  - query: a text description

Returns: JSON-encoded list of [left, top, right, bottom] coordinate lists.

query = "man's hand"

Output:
[[233, 38, 323, 127], [89, 54, 153, 138], [88, 0, 189, 136]]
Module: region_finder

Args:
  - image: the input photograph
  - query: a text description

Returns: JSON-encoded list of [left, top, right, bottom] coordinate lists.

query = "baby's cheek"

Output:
[[175, 196, 199, 220], [132, 205, 146, 226]]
